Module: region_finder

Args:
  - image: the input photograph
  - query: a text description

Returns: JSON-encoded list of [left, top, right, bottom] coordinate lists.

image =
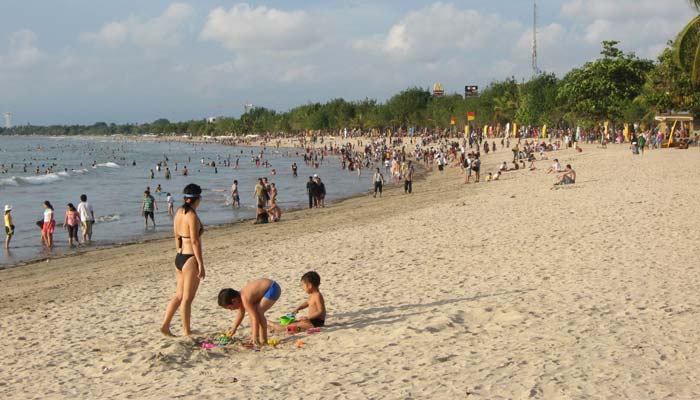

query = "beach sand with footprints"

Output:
[[1, 144, 699, 399]]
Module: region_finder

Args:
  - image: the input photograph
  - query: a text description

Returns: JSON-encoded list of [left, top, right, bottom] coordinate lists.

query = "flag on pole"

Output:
[[604, 121, 609, 141], [450, 116, 456, 126], [467, 112, 475, 121]]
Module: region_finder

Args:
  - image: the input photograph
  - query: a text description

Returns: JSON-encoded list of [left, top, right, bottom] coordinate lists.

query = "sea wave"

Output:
[[95, 214, 120, 223], [0, 173, 65, 187], [96, 162, 120, 168]]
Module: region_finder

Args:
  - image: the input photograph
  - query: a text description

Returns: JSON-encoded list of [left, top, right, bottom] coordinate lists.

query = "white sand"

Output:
[[1, 144, 699, 399]]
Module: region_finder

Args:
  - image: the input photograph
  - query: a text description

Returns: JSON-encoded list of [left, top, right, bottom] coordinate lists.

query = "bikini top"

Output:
[[177, 212, 204, 247]]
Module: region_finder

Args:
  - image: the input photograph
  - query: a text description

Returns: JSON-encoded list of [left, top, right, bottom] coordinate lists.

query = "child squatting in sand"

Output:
[[272, 271, 326, 331], [218, 278, 281, 346]]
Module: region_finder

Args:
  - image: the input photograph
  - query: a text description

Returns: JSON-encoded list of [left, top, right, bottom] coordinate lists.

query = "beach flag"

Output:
[[542, 124, 547, 139], [450, 116, 456, 126], [467, 112, 475, 121], [667, 121, 678, 147], [604, 121, 609, 138], [623, 124, 629, 142]]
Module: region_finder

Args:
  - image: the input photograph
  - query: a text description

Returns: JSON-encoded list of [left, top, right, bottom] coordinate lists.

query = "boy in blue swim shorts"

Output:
[[218, 278, 281, 346]]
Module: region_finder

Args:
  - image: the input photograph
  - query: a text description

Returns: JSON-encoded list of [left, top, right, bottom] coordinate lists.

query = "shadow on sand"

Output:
[[325, 288, 535, 331]]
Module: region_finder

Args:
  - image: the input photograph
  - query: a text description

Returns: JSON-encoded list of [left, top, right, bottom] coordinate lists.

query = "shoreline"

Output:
[[0, 162, 427, 270], [1, 135, 402, 267]]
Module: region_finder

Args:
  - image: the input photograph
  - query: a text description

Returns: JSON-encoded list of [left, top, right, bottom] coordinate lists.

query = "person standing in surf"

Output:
[[4, 205, 14, 249], [41, 201, 55, 248], [77, 194, 95, 244], [140, 190, 158, 228], [230, 180, 240, 208]]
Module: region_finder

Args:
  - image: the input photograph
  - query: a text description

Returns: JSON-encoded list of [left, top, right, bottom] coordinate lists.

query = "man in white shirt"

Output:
[[77, 194, 95, 243]]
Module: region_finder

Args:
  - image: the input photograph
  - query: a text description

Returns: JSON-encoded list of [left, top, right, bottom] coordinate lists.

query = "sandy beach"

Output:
[[1, 144, 699, 399]]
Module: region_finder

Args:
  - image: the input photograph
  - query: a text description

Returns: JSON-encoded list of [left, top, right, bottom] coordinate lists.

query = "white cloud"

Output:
[[561, 0, 689, 20], [560, 0, 691, 58], [0, 29, 45, 68], [200, 3, 320, 53], [515, 23, 566, 57], [353, 2, 522, 60], [80, 3, 193, 48]]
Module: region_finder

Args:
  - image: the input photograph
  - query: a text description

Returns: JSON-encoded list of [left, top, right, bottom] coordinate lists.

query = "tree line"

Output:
[[2, 32, 698, 137]]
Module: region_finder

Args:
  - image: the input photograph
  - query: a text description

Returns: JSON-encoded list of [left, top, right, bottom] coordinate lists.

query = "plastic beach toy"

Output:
[[295, 340, 304, 348], [202, 343, 216, 349], [305, 328, 321, 334], [286, 325, 302, 334], [267, 339, 280, 346], [279, 314, 296, 326]]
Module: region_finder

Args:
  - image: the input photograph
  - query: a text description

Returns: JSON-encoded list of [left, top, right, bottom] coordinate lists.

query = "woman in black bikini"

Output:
[[161, 183, 205, 337]]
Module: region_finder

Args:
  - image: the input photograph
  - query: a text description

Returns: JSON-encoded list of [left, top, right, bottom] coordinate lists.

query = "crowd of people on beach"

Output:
[[6, 122, 686, 255]]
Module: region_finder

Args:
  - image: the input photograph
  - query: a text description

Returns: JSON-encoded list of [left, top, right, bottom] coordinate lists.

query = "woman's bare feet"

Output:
[[160, 326, 175, 337]]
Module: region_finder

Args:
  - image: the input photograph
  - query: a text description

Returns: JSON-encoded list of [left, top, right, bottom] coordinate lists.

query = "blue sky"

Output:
[[0, 0, 694, 125]]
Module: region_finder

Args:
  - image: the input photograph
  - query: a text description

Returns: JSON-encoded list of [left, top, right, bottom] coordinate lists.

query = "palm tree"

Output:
[[492, 95, 518, 125], [675, 2, 700, 83]]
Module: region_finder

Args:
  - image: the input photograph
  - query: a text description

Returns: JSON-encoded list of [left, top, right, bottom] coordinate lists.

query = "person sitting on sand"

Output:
[[554, 164, 576, 187], [545, 159, 561, 174], [272, 271, 326, 332], [218, 278, 282, 346]]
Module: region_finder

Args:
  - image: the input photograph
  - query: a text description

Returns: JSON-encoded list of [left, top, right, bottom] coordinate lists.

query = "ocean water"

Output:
[[0, 136, 369, 266]]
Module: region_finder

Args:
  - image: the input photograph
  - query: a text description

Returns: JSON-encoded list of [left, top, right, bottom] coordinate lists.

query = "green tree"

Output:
[[675, 16, 700, 83], [642, 45, 700, 118], [515, 73, 559, 126], [384, 87, 431, 128], [557, 41, 654, 124]]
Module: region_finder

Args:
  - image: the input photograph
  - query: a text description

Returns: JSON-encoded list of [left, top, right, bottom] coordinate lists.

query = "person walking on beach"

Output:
[[161, 183, 205, 337], [77, 194, 95, 244], [404, 161, 414, 194], [4, 205, 14, 249], [63, 203, 80, 248], [471, 155, 481, 183], [140, 190, 158, 228], [41, 201, 55, 248], [373, 168, 384, 198]]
